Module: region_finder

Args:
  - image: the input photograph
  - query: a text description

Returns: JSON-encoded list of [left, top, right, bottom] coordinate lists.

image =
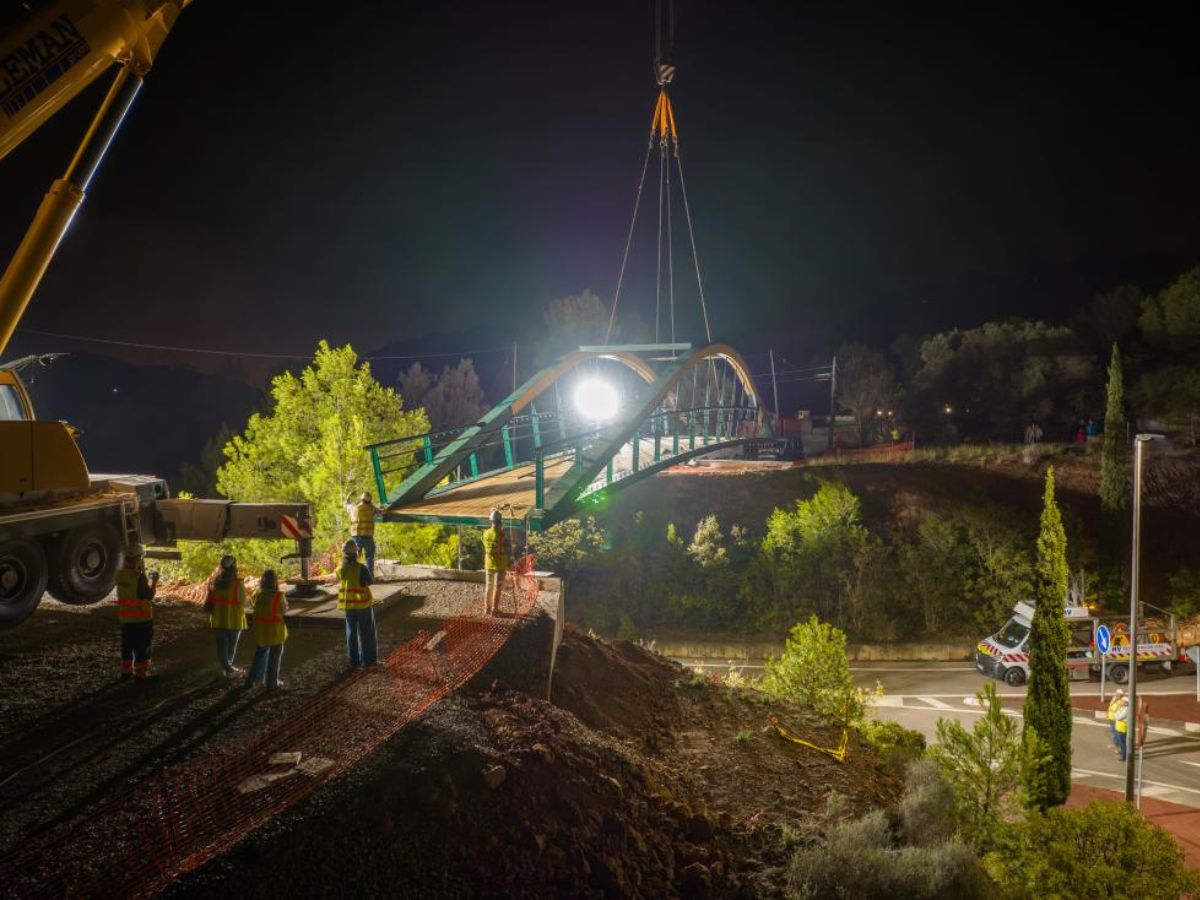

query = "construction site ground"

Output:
[[1, 590, 899, 898]]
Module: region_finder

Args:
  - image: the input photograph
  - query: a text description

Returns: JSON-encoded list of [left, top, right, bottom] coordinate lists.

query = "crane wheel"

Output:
[[47, 524, 121, 605], [0, 539, 48, 628]]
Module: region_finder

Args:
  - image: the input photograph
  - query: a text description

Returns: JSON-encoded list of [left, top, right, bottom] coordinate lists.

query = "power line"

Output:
[[13, 328, 506, 362]]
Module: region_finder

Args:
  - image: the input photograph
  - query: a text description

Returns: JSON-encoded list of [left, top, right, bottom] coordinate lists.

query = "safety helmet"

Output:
[[1114, 688, 1125, 697], [342, 539, 359, 557], [220, 554, 236, 570], [489, 509, 502, 525], [360, 492, 371, 503]]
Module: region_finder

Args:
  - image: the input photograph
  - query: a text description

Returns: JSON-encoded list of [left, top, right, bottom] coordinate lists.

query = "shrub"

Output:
[[898, 760, 957, 848], [761, 616, 878, 725], [786, 809, 991, 899], [985, 801, 1200, 899], [862, 719, 927, 774]]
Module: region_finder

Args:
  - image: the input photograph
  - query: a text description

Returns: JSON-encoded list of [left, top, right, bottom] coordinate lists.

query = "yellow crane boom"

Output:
[[0, 0, 190, 356]]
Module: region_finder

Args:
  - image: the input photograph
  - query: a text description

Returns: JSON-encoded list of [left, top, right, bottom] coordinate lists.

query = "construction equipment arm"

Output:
[[0, 0, 190, 356]]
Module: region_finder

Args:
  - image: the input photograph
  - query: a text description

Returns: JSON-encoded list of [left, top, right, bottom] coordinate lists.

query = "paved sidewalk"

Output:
[[1068, 784, 1200, 870]]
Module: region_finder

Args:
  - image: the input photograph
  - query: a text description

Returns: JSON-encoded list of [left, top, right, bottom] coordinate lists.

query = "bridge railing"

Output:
[[366, 409, 564, 504], [531, 404, 764, 509]]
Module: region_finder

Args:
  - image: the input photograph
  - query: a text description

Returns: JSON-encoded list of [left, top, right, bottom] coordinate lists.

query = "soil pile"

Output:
[[176, 629, 900, 899]]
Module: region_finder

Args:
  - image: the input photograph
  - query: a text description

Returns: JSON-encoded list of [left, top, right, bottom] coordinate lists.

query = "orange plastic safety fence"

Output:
[[0, 556, 541, 899]]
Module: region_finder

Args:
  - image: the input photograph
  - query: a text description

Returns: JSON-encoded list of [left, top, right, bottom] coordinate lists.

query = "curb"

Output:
[[1088, 709, 1200, 735]]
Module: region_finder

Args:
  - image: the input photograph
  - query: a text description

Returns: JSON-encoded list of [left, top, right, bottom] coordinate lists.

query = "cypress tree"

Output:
[[1100, 343, 1129, 511], [1023, 467, 1072, 809]]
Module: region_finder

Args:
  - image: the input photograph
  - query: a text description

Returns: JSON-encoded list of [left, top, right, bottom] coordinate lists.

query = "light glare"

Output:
[[575, 379, 619, 421]]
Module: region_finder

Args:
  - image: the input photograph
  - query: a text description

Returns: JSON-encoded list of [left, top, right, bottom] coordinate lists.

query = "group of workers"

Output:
[[114, 493, 513, 686]]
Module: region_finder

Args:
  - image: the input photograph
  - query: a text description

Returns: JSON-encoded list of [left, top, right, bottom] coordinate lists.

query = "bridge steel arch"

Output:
[[371, 343, 769, 529]]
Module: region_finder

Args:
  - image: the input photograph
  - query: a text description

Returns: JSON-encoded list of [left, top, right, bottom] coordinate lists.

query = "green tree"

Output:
[[761, 616, 874, 725], [1022, 467, 1071, 809], [209, 341, 451, 574], [930, 682, 1024, 851], [527, 516, 606, 576], [1100, 344, 1129, 511], [1137, 266, 1200, 444], [986, 801, 1200, 899]]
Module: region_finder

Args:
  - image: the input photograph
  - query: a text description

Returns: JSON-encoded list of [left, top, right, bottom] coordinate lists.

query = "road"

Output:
[[675, 658, 1200, 808]]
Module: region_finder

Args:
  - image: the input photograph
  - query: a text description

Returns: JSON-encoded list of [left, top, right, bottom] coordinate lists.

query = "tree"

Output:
[[986, 801, 1200, 899], [834, 343, 896, 445], [1071, 283, 1143, 357], [1022, 467, 1072, 809], [212, 341, 452, 574], [1100, 344, 1129, 511], [761, 615, 873, 725], [397, 358, 487, 433], [1137, 266, 1200, 443], [930, 682, 1024, 851]]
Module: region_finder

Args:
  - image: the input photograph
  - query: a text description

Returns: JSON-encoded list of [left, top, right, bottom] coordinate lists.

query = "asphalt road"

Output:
[[675, 658, 1200, 808]]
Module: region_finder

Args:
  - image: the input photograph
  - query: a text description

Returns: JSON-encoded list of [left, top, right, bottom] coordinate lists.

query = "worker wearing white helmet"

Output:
[[204, 554, 248, 678], [116, 543, 159, 681], [344, 491, 379, 578], [338, 538, 377, 667]]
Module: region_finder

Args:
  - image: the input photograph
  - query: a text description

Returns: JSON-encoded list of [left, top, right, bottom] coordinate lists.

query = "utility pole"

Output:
[[1126, 433, 1162, 801], [826, 354, 838, 452], [769, 348, 780, 424]]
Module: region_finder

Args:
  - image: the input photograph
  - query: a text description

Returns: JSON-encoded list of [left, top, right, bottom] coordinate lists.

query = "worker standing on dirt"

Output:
[[345, 492, 378, 577], [482, 508, 509, 616], [116, 544, 158, 681], [205, 555, 249, 678], [245, 569, 287, 690], [338, 540, 377, 667]]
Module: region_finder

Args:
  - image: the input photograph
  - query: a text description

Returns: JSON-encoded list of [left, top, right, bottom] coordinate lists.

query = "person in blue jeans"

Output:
[[205, 555, 248, 677], [337, 540, 377, 667], [245, 569, 288, 690]]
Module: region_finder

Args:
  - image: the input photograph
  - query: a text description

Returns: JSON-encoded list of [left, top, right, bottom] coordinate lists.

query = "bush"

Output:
[[898, 760, 957, 848], [985, 800, 1200, 899], [786, 809, 991, 900], [862, 719, 926, 774], [761, 616, 878, 725]]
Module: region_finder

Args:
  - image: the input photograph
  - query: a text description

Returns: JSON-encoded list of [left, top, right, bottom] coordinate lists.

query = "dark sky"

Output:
[[3, 1, 1199, 371]]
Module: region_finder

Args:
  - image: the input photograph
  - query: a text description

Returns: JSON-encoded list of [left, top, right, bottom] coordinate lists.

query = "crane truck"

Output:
[[0, 1, 317, 629]]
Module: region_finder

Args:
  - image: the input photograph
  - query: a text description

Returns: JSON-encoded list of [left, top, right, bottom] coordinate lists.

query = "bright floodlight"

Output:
[[575, 379, 619, 421]]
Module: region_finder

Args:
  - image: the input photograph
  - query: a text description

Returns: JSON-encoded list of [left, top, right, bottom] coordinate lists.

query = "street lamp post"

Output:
[[1126, 433, 1163, 803]]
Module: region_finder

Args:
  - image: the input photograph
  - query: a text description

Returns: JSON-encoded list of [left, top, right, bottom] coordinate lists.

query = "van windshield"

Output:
[[994, 620, 1029, 649]]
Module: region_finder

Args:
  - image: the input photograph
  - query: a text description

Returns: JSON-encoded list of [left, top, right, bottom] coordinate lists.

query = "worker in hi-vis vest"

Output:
[[205, 555, 249, 677], [345, 492, 378, 577], [116, 544, 159, 681], [338, 540, 377, 667], [245, 568, 288, 690], [482, 508, 509, 616]]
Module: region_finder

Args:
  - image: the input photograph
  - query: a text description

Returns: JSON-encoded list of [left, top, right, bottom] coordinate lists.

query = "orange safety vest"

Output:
[[252, 589, 288, 646], [338, 563, 372, 611], [115, 568, 152, 622], [207, 580, 248, 630]]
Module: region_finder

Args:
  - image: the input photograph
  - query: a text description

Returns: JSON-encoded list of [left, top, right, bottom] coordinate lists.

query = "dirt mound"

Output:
[[551, 624, 683, 748], [174, 630, 900, 899]]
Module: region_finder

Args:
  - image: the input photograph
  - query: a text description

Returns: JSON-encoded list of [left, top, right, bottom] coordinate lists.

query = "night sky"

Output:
[[2, 1, 1199, 371]]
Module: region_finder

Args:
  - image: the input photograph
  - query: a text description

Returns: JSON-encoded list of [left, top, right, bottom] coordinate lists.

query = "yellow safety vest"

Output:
[[207, 580, 248, 630], [354, 501, 375, 537], [115, 568, 152, 622], [482, 526, 508, 572], [252, 589, 288, 646], [1107, 698, 1121, 721], [1115, 705, 1129, 734], [338, 563, 372, 611]]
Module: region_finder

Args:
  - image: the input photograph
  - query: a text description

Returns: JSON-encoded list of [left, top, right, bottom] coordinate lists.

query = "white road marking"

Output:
[[1072, 767, 1200, 798], [917, 697, 952, 709]]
